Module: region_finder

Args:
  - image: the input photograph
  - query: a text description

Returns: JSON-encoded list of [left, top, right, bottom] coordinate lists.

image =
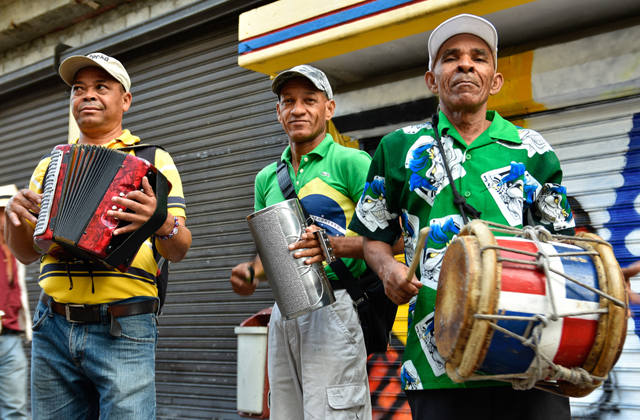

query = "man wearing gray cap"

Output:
[[349, 14, 574, 419], [230, 65, 374, 419], [4, 53, 191, 419]]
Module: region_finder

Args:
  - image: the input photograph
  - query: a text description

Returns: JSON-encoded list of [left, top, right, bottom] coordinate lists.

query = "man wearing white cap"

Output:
[[230, 65, 376, 419], [4, 53, 191, 419], [350, 14, 574, 419], [0, 184, 31, 420]]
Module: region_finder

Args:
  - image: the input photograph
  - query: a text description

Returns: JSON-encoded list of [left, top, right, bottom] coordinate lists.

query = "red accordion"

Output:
[[33, 144, 170, 272]]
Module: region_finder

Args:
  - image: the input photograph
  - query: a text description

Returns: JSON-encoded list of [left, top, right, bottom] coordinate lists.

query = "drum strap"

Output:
[[431, 112, 482, 224]]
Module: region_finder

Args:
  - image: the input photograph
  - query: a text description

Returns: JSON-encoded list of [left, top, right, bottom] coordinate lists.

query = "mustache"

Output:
[[78, 102, 104, 110], [451, 75, 478, 86]]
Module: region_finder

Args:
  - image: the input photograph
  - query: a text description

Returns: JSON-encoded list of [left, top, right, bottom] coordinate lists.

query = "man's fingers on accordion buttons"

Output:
[[113, 223, 137, 236], [21, 189, 41, 203], [7, 210, 23, 226], [141, 176, 155, 197]]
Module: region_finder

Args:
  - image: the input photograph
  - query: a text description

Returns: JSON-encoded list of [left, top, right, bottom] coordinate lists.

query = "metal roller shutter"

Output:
[[0, 15, 284, 420], [120, 19, 284, 420], [0, 76, 71, 401], [522, 97, 640, 419]]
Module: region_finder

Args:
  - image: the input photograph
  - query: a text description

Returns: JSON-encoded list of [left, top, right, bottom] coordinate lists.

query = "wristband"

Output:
[[246, 264, 255, 283], [155, 216, 179, 240]]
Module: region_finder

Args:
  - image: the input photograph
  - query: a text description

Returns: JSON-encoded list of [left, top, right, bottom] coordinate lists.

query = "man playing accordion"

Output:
[[4, 53, 191, 420]]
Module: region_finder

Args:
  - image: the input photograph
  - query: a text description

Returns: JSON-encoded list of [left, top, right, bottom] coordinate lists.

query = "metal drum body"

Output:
[[435, 220, 627, 397], [247, 199, 335, 320]]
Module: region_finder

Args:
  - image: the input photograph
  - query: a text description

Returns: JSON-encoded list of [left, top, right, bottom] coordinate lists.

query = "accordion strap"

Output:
[[104, 165, 170, 268], [101, 144, 170, 268]]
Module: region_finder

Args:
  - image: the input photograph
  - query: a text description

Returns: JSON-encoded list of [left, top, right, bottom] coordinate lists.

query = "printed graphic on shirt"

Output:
[[497, 129, 554, 158], [405, 134, 465, 206], [421, 216, 462, 290], [415, 311, 446, 377], [535, 183, 575, 231], [401, 122, 431, 135], [401, 360, 423, 390], [407, 296, 417, 332], [401, 210, 420, 268], [481, 162, 542, 227], [355, 175, 396, 232]]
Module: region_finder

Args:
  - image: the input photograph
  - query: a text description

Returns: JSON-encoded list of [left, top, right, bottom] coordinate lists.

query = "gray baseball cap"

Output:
[[271, 64, 333, 99]]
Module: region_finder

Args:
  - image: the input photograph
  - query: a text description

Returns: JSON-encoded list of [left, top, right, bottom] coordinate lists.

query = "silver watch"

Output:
[[313, 229, 337, 263]]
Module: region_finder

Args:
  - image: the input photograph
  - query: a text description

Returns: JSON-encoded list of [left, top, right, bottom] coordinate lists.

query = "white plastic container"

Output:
[[234, 326, 269, 415]]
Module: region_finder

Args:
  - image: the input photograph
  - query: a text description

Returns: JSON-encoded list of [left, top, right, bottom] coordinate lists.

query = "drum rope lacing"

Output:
[[454, 221, 624, 391]]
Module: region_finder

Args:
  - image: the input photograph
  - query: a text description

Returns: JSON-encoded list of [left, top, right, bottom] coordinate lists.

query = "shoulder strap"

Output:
[[276, 161, 297, 201], [119, 144, 166, 164], [274, 160, 367, 302], [118, 143, 171, 311], [431, 113, 481, 224]]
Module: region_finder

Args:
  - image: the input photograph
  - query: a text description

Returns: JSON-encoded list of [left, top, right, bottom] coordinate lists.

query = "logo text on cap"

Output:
[[88, 53, 110, 62]]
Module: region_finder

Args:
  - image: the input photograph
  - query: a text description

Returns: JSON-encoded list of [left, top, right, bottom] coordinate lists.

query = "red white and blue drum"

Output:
[[481, 237, 599, 373], [435, 221, 627, 397]]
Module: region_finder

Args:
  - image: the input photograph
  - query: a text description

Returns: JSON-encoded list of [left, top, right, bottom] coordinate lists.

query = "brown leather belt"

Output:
[[40, 293, 158, 337]]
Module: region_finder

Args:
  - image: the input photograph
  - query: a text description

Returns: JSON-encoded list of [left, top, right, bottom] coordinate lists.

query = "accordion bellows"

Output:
[[34, 144, 170, 272]]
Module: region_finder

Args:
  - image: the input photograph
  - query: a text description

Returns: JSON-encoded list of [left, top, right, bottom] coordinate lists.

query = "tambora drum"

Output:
[[247, 198, 335, 320], [435, 220, 627, 397]]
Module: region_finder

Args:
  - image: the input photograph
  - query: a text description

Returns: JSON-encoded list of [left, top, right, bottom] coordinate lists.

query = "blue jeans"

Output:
[[0, 333, 28, 420], [31, 297, 158, 420]]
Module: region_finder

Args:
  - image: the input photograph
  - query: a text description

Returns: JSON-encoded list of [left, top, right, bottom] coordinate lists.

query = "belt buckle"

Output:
[[65, 304, 85, 323]]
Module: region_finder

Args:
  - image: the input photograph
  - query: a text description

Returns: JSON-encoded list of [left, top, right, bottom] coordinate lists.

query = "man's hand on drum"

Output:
[[289, 225, 325, 265], [380, 260, 422, 305], [109, 176, 164, 236], [622, 261, 640, 305], [5, 189, 41, 227]]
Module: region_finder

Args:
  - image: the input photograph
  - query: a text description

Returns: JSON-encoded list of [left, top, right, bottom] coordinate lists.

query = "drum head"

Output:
[[435, 235, 483, 364]]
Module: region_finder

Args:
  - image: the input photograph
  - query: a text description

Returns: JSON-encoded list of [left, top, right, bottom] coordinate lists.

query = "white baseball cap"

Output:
[[59, 52, 131, 92], [428, 14, 498, 71], [0, 184, 18, 207]]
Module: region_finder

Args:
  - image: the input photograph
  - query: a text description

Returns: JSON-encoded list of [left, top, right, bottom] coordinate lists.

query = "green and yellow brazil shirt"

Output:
[[28, 130, 186, 304], [254, 134, 372, 281]]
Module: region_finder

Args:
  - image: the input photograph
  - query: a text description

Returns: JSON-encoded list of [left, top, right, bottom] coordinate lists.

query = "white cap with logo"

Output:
[[428, 14, 498, 71], [0, 184, 18, 208], [59, 52, 131, 92]]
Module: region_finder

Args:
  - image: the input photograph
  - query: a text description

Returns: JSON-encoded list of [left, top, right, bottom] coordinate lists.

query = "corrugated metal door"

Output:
[[0, 74, 71, 416], [522, 96, 640, 419], [0, 16, 285, 420], [119, 18, 283, 420]]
